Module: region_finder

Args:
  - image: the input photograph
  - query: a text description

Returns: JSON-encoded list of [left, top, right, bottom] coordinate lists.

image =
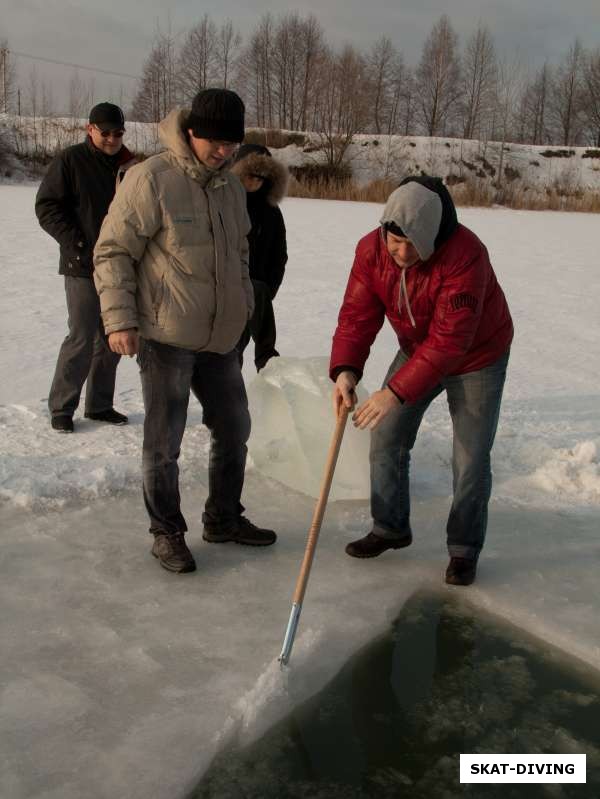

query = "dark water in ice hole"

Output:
[[190, 592, 600, 799]]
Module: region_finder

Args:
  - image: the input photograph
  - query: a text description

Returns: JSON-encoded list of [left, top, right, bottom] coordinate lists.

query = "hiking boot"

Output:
[[345, 530, 412, 559], [203, 516, 277, 546], [51, 415, 74, 433], [85, 408, 128, 425], [151, 533, 196, 573], [445, 557, 477, 586]]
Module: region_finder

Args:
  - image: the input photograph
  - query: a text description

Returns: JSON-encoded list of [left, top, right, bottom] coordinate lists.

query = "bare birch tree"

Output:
[[516, 63, 551, 145], [0, 39, 17, 113], [549, 39, 585, 146], [131, 30, 178, 122], [313, 44, 368, 169], [388, 61, 416, 135], [495, 54, 524, 185], [298, 15, 325, 132], [367, 36, 396, 134], [416, 15, 462, 136], [68, 72, 93, 122], [238, 14, 275, 128], [460, 24, 497, 140], [178, 15, 218, 102], [581, 47, 600, 146], [215, 20, 242, 89], [271, 13, 303, 129]]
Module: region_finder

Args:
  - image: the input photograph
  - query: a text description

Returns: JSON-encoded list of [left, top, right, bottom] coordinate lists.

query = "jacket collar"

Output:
[[85, 135, 133, 168]]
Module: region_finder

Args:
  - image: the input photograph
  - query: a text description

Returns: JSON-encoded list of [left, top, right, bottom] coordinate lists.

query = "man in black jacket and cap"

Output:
[[35, 102, 135, 433]]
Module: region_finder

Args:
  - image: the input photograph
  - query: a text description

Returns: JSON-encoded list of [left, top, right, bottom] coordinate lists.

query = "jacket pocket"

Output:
[[153, 275, 170, 327], [63, 248, 93, 274], [218, 211, 229, 258]]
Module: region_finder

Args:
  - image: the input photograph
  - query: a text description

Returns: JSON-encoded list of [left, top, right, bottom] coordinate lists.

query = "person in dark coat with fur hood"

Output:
[[230, 144, 289, 371]]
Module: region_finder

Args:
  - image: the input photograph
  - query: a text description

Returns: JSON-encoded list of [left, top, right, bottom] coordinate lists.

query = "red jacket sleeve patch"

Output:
[[449, 292, 478, 313]]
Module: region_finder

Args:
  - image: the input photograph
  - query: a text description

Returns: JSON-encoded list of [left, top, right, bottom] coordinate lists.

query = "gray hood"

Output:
[[380, 182, 443, 262]]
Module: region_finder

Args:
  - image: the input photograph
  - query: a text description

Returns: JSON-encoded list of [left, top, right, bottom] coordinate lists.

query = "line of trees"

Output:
[[2, 16, 600, 147], [129, 13, 600, 147]]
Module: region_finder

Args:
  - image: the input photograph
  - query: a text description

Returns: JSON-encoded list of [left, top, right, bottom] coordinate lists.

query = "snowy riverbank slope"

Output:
[[3, 112, 600, 194]]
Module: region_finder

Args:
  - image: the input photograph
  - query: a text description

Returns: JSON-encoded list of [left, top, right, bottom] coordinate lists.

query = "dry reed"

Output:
[[287, 175, 600, 212]]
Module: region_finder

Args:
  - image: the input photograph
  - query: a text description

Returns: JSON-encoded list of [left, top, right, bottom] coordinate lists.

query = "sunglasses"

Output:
[[93, 125, 126, 138]]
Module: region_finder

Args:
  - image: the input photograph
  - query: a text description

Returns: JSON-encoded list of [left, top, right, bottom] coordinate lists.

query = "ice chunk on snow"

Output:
[[531, 439, 600, 502], [247, 356, 370, 500]]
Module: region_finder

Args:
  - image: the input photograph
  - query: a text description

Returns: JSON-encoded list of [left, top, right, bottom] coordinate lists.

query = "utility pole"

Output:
[[0, 47, 7, 112]]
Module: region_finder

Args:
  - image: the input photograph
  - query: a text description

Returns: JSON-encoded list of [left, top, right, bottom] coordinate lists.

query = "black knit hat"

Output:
[[188, 89, 245, 143], [383, 221, 407, 238], [89, 102, 125, 130]]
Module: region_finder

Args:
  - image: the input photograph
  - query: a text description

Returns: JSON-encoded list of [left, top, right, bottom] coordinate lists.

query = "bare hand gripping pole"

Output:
[[278, 405, 350, 667]]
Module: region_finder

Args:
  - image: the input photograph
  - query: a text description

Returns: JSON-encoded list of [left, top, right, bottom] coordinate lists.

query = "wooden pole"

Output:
[[278, 405, 349, 665]]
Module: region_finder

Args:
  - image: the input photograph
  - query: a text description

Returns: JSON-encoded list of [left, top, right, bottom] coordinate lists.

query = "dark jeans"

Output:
[[370, 350, 510, 560], [138, 339, 251, 536], [237, 279, 278, 370], [48, 276, 120, 418]]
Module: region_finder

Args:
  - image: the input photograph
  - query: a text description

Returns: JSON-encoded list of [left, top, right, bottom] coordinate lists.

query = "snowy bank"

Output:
[[3, 113, 600, 197]]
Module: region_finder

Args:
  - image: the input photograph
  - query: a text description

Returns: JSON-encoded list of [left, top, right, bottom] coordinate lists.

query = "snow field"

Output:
[[0, 186, 599, 799]]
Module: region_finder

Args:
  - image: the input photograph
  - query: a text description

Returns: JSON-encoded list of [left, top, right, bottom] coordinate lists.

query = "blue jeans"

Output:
[[138, 339, 251, 536], [370, 350, 509, 560]]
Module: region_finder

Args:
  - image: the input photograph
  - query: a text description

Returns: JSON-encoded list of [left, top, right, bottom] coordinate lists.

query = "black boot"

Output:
[[151, 533, 196, 573], [85, 408, 128, 425], [345, 531, 412, 558], [445, 557, 477, 586], [51, 414, 74, 433], [203, 516, 277, 546]]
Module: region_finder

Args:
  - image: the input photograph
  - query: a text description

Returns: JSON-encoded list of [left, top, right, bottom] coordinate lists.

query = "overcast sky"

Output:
[[3, 0, 600, 113]]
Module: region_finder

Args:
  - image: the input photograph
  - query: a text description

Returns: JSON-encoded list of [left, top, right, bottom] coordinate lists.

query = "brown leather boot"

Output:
[[151, 533, 196, 573], [445, 557, 477, 586], [345, 531, 412, 558]]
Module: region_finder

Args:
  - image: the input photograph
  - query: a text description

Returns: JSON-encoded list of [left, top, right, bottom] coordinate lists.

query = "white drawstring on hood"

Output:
[[398, 264, 416, 328]]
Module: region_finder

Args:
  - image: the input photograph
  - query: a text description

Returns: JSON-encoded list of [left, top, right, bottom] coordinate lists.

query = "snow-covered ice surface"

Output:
[[1, 187, 599, 798]]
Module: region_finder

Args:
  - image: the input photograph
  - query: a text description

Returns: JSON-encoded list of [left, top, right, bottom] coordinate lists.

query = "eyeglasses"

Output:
[[93, 125, 126, 139], [208, 139, 238, 151]]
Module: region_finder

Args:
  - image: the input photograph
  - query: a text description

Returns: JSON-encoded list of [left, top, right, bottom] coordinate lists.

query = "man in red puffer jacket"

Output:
[[330, 176, 513, 586]]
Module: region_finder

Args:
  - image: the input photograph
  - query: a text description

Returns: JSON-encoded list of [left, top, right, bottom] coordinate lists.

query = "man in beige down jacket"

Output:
[[94, 89, 277, 574]]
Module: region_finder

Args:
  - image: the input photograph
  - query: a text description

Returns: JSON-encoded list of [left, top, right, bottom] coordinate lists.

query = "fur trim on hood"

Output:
[[230, 147, 289, 206]]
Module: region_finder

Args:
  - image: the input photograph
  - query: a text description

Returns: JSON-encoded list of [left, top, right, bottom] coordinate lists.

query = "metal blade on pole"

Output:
[[278, 405, 349, 666]]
